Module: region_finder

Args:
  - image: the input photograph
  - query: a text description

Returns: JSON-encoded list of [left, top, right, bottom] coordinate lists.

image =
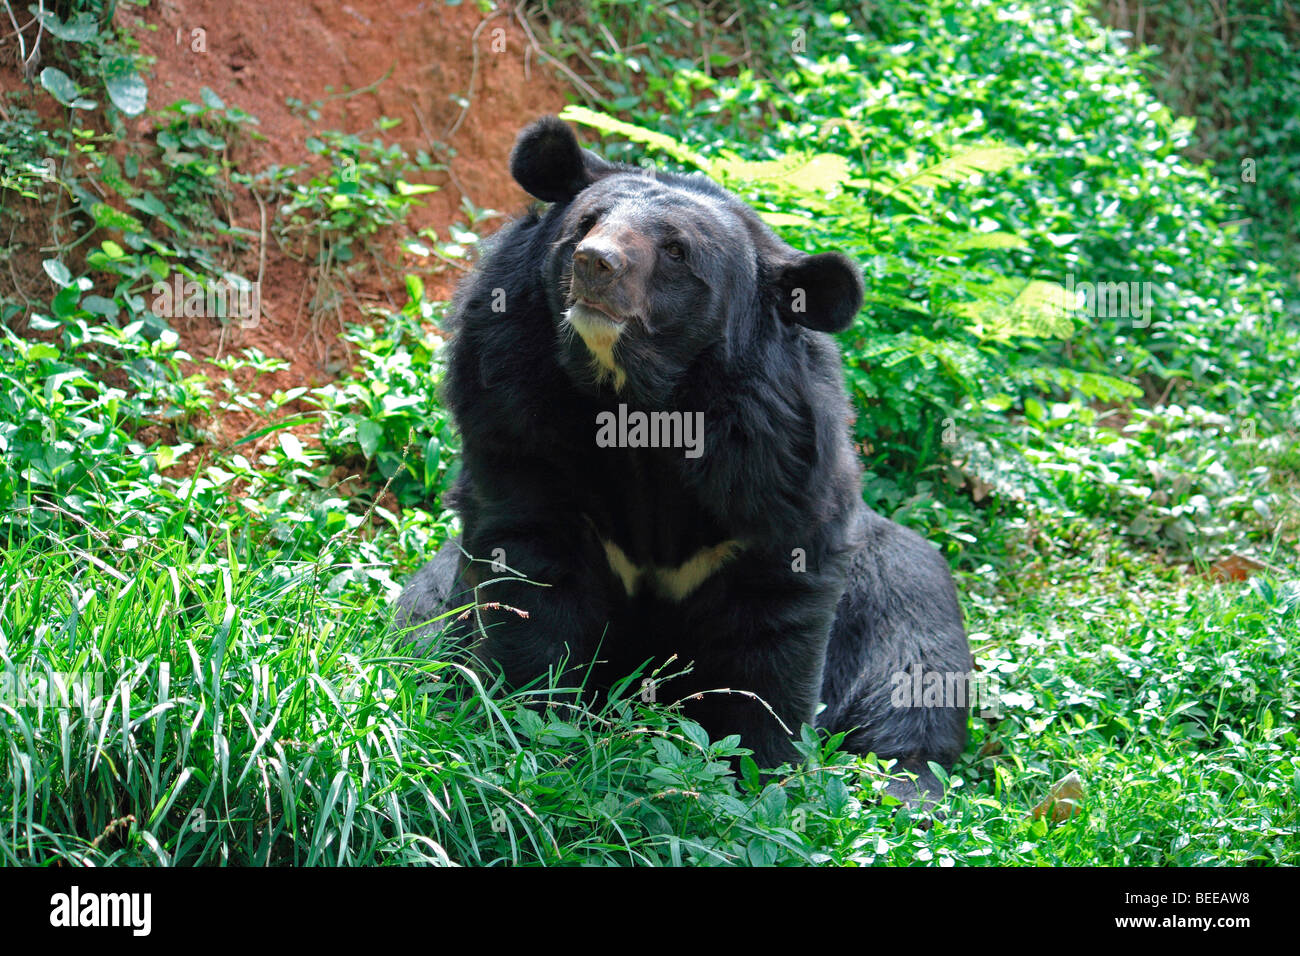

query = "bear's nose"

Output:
[[573, 239, 626, 285]]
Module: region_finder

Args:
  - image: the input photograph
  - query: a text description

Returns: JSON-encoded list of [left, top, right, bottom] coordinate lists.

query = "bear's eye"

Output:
[[663, 241, 686, 261]]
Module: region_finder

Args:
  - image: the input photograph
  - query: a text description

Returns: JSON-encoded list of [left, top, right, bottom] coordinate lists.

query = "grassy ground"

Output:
[[1, 502, 1295, 865]]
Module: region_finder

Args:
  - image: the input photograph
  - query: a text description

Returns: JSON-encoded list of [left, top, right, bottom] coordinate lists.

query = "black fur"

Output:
[[395, 117, 972, 804]]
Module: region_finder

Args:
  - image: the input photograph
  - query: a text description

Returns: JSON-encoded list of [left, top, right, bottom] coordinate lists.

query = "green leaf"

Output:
[[651, 737, 684, 767], [825, 775, 850, 815], [82, 295, 120, 320], [279, 432, 305, 462], [91, 202, 144, 233], [357, 420, 383, 459], [542, 720, 581, 741], [956, 278, 1076, 341], [758, 212, 811, 227], [27, 314, 62, 331], [898, 145, 1025, 192], [395, 180, 438, 196], [404, 274, 424, 305], [872, 144, 1026, 209], [710, 151, 852, 195], [52, 284, 82, 318], [230, 416, 320, 447], [422, 435, 441, 487], [128, 192, 168, 217], [746, 838, 779, 866], [101, 57, 148, 116], [513, 707, 544, 738], [42, 259, 72, 287], [680, 721, 711, 752], [36, 10, 99, 42], [1017, 367, 1143, 401], [40, 67, 83, 107], [951, 231, 1029, 251]]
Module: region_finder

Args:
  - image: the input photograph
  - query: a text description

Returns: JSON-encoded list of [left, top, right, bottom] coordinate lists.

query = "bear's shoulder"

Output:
[[441, 208, 580, 452]]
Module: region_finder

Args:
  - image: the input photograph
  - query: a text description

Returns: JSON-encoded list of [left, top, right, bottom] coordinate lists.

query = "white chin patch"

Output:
[[566, 304, 627, 391]]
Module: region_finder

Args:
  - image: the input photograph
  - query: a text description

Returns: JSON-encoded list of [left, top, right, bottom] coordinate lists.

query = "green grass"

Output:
[[2, 516, 1294, 865]]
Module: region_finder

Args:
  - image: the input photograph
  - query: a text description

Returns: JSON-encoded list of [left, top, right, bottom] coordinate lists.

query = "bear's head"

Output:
[[509, 117, 863, 401]]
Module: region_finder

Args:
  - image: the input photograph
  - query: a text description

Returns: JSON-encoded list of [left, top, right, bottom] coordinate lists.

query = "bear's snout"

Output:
[[567, 226, 650, 325], [573, 238, 627, 285]]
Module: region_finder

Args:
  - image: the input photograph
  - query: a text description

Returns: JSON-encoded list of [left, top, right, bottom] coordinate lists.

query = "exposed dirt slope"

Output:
[[126, 0, 566, 436]]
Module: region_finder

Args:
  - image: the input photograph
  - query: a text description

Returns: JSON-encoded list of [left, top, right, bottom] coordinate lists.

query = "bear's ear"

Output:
[[510, 116, 614, 203], [772, 252, 864, 333]]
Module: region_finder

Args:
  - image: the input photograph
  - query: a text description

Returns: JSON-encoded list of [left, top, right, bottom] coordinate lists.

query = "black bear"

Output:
[[395, 116, 972, 804]]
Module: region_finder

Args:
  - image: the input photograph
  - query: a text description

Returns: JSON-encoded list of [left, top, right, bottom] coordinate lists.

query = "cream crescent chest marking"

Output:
[[601, 538, 744, 602]]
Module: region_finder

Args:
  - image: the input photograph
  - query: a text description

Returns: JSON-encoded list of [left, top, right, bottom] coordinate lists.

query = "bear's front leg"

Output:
[[671, 574, 842, 770], [454, 516, 616, 696], [680, 638, 827, 769]]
